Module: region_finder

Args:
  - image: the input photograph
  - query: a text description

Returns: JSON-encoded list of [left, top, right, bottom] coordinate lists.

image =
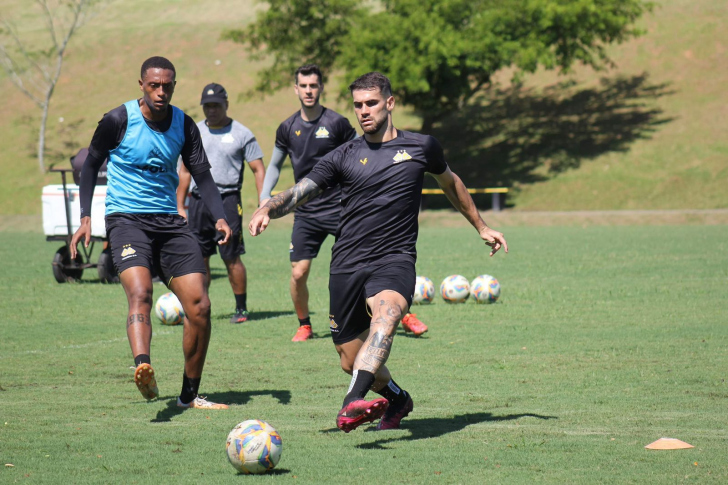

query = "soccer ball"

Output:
[[440, 275, 470, 303], [413, 276, 435, 304], [226, 420, 282, 474], [470, 274, 501, 304], [154, 292, 185, 325]]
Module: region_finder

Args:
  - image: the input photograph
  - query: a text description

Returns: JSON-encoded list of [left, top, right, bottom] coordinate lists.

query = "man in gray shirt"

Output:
[[178, 83, 265, 323]]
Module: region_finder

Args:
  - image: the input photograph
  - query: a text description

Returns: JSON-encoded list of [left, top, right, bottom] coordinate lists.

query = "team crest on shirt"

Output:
[[393, 150, 412, 163], [295, 130, 301, 136], [221, 133, 235, 144], [315, 126, 330, 138], [360, 158, 368, 165], [121, 245, 137, 260], [329, 314, 339, 331]]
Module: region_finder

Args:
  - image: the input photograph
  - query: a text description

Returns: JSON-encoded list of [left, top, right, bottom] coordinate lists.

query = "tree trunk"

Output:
[[38, 100, 49, 172], [420, 113, 438, 134]]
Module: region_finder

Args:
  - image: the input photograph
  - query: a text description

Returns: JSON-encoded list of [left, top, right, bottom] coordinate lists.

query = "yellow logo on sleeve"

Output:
[[393, 150, 412, 163]]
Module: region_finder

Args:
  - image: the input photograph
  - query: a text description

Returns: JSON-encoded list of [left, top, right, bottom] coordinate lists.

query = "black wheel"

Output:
[[52, 246, 84, 283], [97, 250, 119, 284]]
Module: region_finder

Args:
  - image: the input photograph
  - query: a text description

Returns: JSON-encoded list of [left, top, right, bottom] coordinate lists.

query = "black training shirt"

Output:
[[88, 101, 210, 177], [275, 108, 356, 218], [306, 130, 448, 273]]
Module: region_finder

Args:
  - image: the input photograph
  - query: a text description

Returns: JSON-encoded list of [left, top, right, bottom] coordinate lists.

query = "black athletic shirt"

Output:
[[88, 101, 210, 177], [275, 108, 356, 218], [306, 130, 448, 273]]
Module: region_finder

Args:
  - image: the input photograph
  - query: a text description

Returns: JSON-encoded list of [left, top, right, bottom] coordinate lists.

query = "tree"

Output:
[[0, 0, 109, 172], [229, 0, 653, 131]]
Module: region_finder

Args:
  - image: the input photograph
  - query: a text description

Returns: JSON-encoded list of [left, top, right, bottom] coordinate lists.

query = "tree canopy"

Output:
[[226, 0, 653, 131]]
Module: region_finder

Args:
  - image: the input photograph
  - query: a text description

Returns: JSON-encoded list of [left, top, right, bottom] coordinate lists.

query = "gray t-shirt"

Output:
[[190, 119, 264, 195]]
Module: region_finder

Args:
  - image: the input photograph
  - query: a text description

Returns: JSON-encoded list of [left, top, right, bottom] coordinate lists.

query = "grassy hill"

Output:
[[0, 0, 726, 217]]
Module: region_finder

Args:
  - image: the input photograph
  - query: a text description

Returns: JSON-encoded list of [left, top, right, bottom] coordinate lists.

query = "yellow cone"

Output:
[[645, 438, 694, 450]]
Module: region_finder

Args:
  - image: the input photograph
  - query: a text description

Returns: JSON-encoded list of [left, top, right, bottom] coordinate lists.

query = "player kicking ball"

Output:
[[71, 57, 231, 410], [249, 72, 507, 431]]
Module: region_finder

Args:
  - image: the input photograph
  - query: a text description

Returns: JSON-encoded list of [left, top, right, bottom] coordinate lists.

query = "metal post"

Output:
[[60, 170, 74, 242], [492, 192, 502, 212]]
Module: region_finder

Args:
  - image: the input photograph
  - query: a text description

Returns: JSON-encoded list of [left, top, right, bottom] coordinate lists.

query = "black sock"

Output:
[[234, 293, 247, 311], [134, 354, 151, 367], [180, 373, 201, 405], [298, 316, 311, 327], [375, 379, 407, 405], [343, 370, 376, 407]]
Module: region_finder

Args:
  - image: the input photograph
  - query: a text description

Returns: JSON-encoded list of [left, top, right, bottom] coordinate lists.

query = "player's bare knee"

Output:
[[291, 268, 309, 284], [185, 296, 211, 324], [340, 359, 355, 375], [126, 285, 153, 308]]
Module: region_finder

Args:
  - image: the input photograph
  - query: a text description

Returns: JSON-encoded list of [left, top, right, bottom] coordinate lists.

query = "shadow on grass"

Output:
[[349, 412, 557, 449], [151, 389, 292, 423], [423, 73, 675, 210]]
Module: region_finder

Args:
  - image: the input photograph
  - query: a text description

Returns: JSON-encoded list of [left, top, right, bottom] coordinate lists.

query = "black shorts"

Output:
[[106, 213, 206, 286], [290, 213, 338, 262], [328, 261, 415, 345], [188, 192, 245, 260]]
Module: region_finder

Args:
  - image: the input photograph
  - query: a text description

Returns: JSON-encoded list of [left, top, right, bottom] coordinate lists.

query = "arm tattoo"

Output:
[[127, 314, 150, 329], [266, 178, 323, 219]]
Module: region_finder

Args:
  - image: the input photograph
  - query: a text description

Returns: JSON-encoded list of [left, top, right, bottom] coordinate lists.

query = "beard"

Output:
[[360, 115, 387, 135]]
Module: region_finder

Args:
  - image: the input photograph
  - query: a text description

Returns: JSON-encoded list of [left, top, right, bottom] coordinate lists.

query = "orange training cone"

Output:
[[645, 438, 694, 450]]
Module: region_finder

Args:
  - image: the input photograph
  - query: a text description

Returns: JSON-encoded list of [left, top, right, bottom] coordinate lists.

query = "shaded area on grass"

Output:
[[424, 73, 674, 210], [151, 390, 292, 422], [356, 412, 558, 449]]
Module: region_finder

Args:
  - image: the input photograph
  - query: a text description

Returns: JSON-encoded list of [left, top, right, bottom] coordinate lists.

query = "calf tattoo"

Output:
[[266, 178, 323, 218], [127, 314, 149, 329]]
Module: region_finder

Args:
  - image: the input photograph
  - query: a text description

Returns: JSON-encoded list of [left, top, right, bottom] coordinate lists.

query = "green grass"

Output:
[[1, 224, 727, 483], [1, 0, 727, 214]]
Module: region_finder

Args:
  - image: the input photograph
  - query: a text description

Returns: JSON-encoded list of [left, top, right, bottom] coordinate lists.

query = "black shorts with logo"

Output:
[[188, 192, 245, 260], [106, 213, 206, 286], [328, 261, 415, 345], [290, 213, 338, 262]]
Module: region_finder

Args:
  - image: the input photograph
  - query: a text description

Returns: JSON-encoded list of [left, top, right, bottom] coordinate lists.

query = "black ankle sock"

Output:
[[234, 293, 247, 311], [180, 373, 201, 404], [134, 354, 151, 367], [343, 370, 376, 407], [298, 317, 311, 327], [375, 379, 407, 405]]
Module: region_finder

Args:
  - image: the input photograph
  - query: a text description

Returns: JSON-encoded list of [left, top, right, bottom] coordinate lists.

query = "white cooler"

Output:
[[42, 184, 107, 237]]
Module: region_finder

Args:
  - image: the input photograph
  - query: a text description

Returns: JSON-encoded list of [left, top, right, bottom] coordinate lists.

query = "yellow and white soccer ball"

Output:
[[440, 275, 470, 303], [226, 419, 283, 474], [413, 276, 435, 304], [470, 274, 501, 304], [154, 292, 185, 325]]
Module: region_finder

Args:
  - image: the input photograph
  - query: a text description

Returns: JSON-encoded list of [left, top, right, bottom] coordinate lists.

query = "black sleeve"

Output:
[[424, 135, 448, 175], [274, 122, 289, 152], [338, 117, 357, 145], [180, 114, 211, 176], [79, 151, 106, 219], [87, 105, 127, 161], [307, 145, 344, 190], [192, 170, 226, 222]]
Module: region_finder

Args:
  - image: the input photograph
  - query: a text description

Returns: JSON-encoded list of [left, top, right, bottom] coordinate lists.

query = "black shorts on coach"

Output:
[[290, 213, 338, 262], [106, 213, 206, 285], [188, 192, 245, 260], [328, 261, 416, 344]]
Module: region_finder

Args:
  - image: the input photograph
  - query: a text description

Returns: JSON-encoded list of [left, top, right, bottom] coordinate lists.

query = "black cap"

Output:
[[200, 83, 228, 105]]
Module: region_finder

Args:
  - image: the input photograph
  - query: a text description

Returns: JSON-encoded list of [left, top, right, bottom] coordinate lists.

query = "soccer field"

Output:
[[1, 224, 727, 483]]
